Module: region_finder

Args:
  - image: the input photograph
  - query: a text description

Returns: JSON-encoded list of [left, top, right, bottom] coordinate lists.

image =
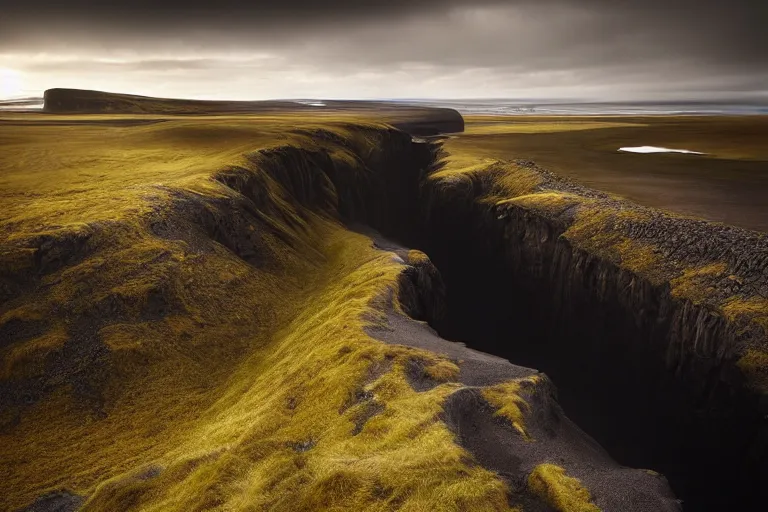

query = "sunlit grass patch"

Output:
[[482, 377, 540, 440], [528, 464, 600, 512], [0, 114, 515, 510]]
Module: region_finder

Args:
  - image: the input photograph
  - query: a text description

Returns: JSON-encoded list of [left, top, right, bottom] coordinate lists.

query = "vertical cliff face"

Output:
[[370, 152, 767, 511], [258, 132, 766, 509]]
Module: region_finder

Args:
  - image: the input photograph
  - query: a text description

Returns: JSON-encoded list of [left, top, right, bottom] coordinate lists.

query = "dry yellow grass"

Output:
[[75, 225, 511, 511], [670, 263, 729, 304], [482, 377, 540, 440], [0, 114, 384, 234], [0, 113, 522, 510], [498, 191, 581, 215], [528, 464, 600, 512], [722, 296, 768, 328]]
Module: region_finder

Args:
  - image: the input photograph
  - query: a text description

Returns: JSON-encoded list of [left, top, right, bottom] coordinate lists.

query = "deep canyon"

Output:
[[1, 93, 766, 510]]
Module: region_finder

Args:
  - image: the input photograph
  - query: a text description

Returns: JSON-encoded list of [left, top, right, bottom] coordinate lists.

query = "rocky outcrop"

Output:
[[404, 155, 768, 510], [20, 490, 83, 512]]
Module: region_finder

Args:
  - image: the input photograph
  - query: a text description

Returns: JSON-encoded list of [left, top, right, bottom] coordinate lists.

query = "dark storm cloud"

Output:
[[1, 0, 765, 100], [2, 1, 765, 67]]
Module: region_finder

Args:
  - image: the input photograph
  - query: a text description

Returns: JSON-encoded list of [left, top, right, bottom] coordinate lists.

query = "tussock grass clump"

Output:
[[481, 377, 540, 440], [670, 263, 728, 304], [722, 296, 768, 329], [528, 464, 600, 512]]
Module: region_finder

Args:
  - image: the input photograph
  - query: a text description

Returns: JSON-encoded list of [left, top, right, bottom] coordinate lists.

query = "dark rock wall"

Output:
[[408, 169, 766, 511], [238, 132, 765, 509]]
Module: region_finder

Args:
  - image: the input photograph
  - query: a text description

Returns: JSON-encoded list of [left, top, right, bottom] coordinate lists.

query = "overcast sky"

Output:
[[1, 0, 766, 101]]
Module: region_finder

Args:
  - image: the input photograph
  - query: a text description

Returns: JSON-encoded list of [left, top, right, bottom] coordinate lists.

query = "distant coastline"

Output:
[[395, 99, 768, 116], [2, 96, 767, 115], [0, 97, 44, 111]]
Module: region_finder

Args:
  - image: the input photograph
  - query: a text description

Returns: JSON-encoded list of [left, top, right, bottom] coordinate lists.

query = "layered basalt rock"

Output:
[[405, 155, 768, 510]]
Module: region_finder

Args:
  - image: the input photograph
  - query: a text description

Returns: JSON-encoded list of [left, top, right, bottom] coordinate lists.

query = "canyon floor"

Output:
[[1, 93, 766, 511]]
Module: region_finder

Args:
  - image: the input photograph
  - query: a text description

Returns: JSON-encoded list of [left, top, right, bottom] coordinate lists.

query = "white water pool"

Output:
[[295, 100, 326, 107], [618, 146, 705, 155]]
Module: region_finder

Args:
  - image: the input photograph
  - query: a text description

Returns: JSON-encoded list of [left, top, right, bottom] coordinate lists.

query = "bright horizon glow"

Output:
[[0, 68, 23, 97], [0, 2, 766, 104]]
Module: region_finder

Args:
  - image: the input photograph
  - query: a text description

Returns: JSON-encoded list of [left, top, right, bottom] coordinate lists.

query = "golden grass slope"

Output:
[[482, 377, 539, 440], [78, 224, 511, 511], [0, 113, 598, 511]]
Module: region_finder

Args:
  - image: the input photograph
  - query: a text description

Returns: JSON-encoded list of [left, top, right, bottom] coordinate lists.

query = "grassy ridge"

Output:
[[0, 113, 599, 510], [43, 88, 303, 114]]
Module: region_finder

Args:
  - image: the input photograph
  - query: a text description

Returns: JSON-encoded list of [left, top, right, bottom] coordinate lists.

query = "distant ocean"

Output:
[[393, 99, 768, 116], [2, 97, 767, 115], [0, 98, 44, 111]]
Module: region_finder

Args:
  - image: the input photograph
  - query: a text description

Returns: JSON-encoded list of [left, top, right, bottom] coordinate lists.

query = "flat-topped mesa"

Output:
[[41, 87, 299, 114], [41, 88, 465, 135]]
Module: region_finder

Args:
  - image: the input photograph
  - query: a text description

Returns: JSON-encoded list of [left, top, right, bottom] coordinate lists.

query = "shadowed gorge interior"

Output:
[[340, 137, 768, 511], [394, 191, 761, 511]]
